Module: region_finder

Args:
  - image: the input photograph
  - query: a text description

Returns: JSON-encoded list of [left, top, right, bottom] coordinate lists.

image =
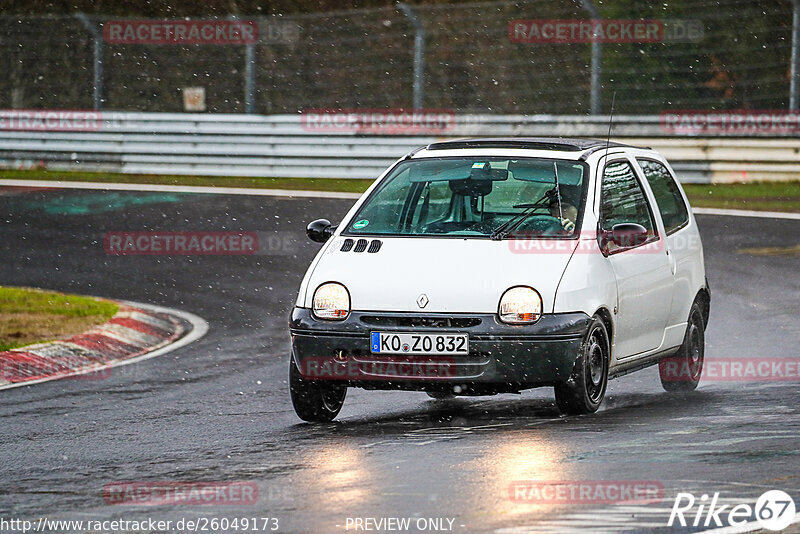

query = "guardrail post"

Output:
[[398, 3, 426, 109], [579, 0, 602, 115], [75, 13, 104, 110], [791, 0, 800, 110]]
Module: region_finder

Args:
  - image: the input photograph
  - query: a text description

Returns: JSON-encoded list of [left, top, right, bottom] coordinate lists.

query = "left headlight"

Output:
[[498, 286, 542, 324], [313, 282, 350, 320]]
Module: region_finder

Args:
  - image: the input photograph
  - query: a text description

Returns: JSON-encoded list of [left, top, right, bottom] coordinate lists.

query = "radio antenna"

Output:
[[604, 91, 617, 159]]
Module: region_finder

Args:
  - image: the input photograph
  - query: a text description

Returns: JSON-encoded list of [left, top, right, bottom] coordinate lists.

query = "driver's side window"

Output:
[[352, 168, 411, 231], [600, 160, 655, 235]]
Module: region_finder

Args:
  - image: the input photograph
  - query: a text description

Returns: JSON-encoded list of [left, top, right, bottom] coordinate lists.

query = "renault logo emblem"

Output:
[[417, 294, 429, 308]]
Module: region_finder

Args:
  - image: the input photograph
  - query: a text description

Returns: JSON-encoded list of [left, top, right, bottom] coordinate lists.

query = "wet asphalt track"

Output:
[[0, 186, 799, 533]]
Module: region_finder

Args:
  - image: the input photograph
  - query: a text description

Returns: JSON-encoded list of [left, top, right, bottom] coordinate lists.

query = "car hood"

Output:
[[301, 236, 578, 314]]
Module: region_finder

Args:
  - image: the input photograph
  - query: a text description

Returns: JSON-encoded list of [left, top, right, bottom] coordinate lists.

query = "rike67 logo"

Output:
[[668, 490, 796, 531]]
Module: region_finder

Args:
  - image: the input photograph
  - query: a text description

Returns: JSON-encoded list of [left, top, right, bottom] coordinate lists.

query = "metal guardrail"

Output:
[[1, 113, 799, 183]]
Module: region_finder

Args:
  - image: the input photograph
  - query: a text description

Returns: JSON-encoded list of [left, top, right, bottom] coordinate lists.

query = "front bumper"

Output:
[[289, 308, 590, 393]]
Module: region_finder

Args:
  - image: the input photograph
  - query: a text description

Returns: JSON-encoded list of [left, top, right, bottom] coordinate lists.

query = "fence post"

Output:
[[579, 0, 602, 115], [245, 42, 256, 114], [230, 15, 257, 114], [398, 3, 426, 109], [791, 0, 800, 110], [75, 13, 104, 110]]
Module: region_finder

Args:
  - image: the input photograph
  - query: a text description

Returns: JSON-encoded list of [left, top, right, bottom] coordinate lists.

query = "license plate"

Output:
[[370, 332, 469, 355]]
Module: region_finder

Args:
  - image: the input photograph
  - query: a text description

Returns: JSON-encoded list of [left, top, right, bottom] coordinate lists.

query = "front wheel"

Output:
[[659, 301, 705, 392], [289, 357, 346, 422], [554, 316, 610, 415]]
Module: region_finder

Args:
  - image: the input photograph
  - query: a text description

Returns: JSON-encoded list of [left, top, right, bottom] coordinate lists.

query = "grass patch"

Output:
[[0, 287, 118, 351], [0, 168, 373, 194], [683, 181, 800, 213]]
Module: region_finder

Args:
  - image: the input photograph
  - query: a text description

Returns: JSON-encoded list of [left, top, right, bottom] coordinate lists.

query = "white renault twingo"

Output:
[[290, 138, 709, 421]]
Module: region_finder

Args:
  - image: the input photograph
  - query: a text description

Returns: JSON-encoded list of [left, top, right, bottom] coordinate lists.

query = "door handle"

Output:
[[666, 248, 676, 275]]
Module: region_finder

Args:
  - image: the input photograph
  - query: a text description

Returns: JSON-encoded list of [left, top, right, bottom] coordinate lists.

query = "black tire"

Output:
[[659, 301, 705, 392], [426, 391, 455, 400], [289, 357, 347, 422], [554, 315, 610, 415]]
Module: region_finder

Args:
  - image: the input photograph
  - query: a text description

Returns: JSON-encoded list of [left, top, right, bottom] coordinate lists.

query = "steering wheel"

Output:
[[515, 214, 567, 235]]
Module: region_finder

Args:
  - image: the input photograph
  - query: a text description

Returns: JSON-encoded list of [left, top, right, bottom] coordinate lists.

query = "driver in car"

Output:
[[549, 198, 578, 231]]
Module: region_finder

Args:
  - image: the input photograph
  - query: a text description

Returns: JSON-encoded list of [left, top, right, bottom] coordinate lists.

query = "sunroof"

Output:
[[426, 139, 588, 152], [424, 137, 635, 153]]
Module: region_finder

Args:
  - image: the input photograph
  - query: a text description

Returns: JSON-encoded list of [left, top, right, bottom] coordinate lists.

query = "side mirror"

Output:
[[306, 219, 336, 243], [599, 223, 649, 254]]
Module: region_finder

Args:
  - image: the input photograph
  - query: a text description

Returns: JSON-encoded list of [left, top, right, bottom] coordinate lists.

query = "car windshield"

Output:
[[345, 157, 588, 238]]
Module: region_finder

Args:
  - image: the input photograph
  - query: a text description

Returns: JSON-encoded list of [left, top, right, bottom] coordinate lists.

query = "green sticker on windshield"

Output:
[[352, 219, 369, 229]]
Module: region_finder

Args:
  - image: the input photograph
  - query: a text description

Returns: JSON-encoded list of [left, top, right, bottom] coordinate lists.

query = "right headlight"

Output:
[[313, 282, 350, 320], [498, 286, 542, 324]]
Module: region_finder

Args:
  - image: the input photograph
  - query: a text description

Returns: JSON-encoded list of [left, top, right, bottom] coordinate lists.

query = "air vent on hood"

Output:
[[353, 239, 369, 252], [367, 240, 382, 253], [340, 239, 354, 252]]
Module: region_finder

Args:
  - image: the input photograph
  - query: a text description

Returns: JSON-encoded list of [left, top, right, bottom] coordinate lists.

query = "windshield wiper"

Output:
[[489, 206, 539, 240], [489, 198, 551, 241]]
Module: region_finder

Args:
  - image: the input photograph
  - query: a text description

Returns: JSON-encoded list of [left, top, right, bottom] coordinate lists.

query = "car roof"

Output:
[[413, 137, 650, 161], [425, 137, 638, 152]]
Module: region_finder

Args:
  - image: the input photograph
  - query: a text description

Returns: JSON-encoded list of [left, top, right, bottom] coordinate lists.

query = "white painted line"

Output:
[[0, 178, 363, 199], [694, 207, 800, 220], [0, 300, 208, 391], [109, 300, 209, 369]]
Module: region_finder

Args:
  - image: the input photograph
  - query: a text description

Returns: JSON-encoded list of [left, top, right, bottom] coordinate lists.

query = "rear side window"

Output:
[[600, 160, 655, 235], [637, 159, 690, 234]]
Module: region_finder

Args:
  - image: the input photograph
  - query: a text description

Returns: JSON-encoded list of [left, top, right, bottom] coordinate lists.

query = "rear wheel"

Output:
[[554, 316, 610, 415], [289, 357, 346, 422], [659, 302, 705, 392]]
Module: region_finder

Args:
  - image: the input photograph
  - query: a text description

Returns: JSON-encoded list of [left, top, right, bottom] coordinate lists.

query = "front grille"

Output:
[[353, 239, 369, 252], [360, 315, 482, 328]]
